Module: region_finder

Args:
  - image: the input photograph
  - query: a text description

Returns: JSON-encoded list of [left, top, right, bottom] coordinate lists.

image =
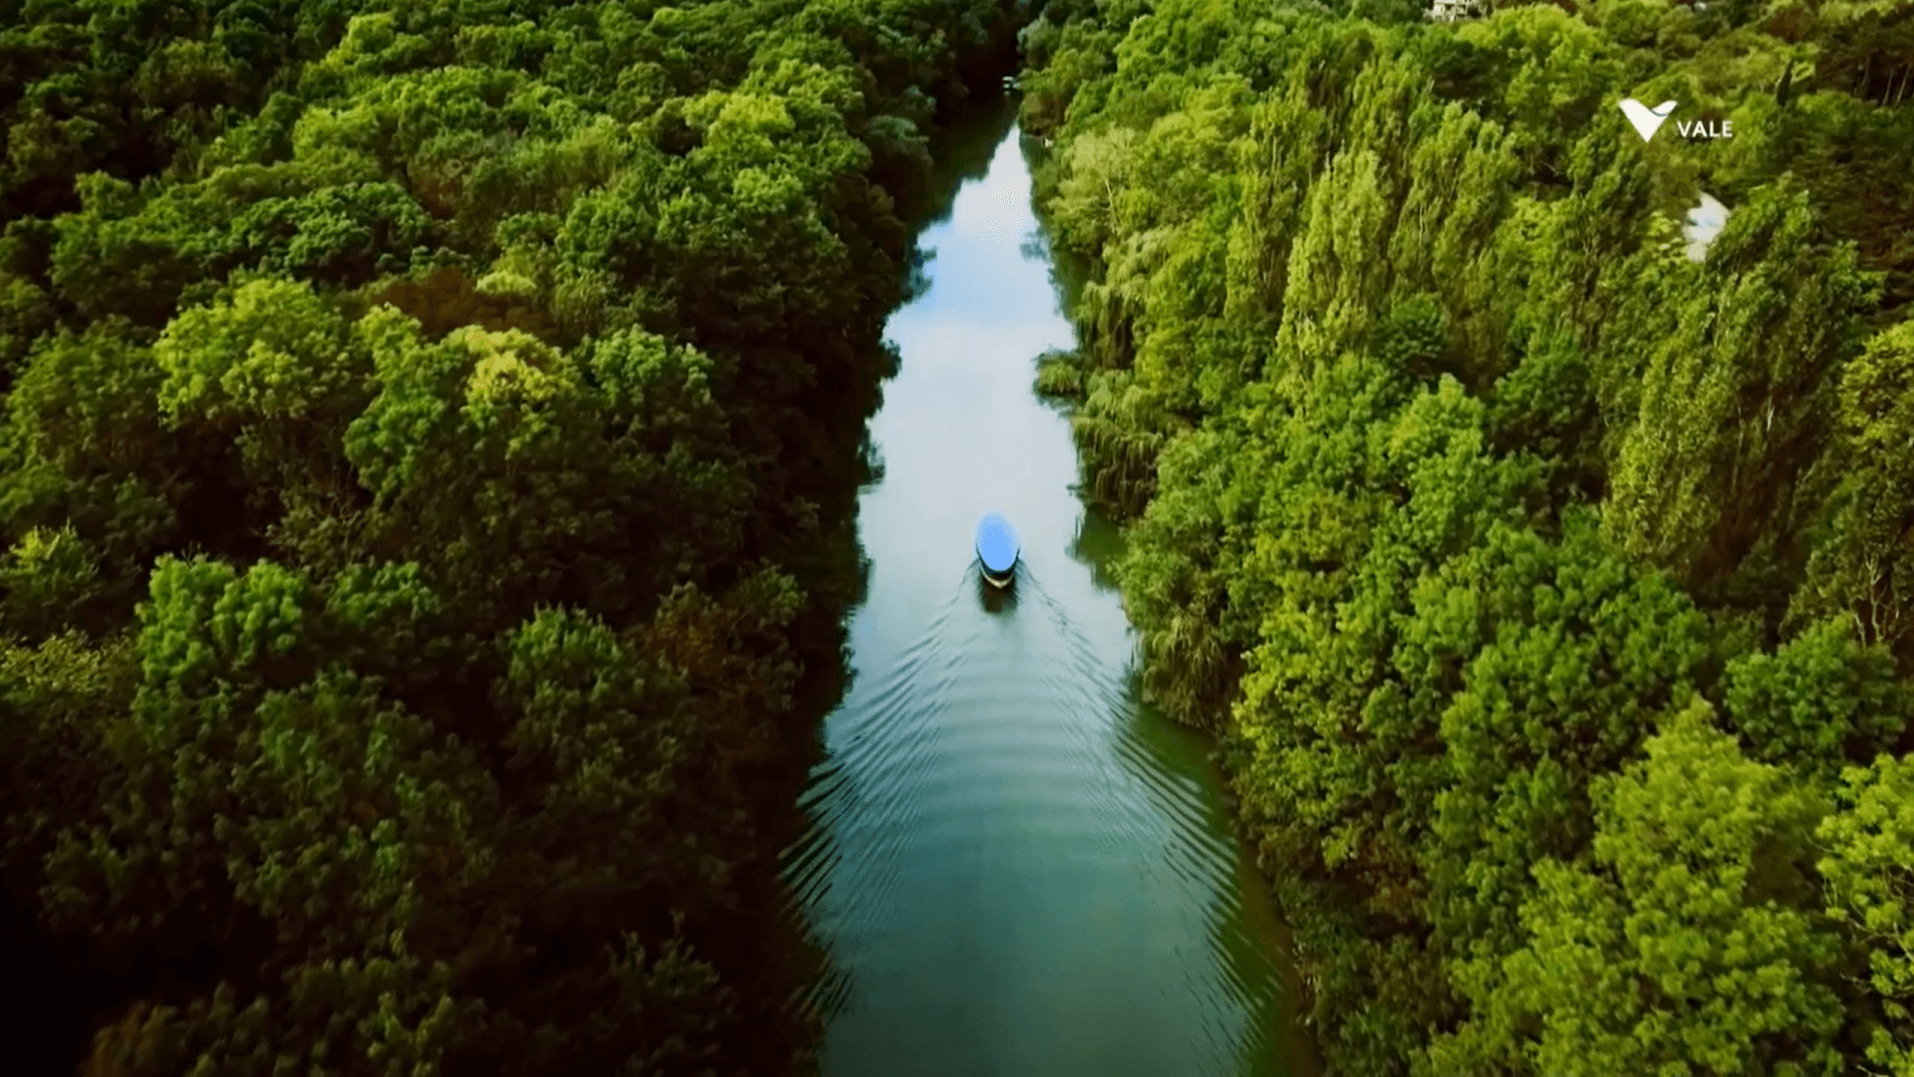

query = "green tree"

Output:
[[1796, 321, 1914, 665], [1603, 184, 1878, 587], [1430, 701, 1845, 1076], [1821, 752, 1914, 1075], [1723, 617, 1912, 776]]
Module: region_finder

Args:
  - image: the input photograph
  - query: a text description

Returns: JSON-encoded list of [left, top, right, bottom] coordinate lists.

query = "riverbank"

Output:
[[1018, 0, 1914, 1073]]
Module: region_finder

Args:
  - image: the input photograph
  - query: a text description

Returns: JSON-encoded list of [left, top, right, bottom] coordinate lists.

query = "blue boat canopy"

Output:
[[975, 513, 1020, 574]]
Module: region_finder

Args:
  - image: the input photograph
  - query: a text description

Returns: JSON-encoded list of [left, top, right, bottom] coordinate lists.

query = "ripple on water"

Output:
[[785, 589, 964, 936], [785, 562, 1287, 1076], [783, 115, 1314, 1077]]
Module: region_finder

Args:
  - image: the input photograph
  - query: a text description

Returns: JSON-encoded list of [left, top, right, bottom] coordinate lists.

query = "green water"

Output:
[[783, 106, 1319, 1077]]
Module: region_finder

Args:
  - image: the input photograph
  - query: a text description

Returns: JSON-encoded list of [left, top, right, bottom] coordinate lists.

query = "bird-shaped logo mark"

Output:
[[1619, 99, 1679, 142]]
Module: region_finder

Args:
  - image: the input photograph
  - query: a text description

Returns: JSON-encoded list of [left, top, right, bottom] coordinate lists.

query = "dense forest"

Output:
[[1020, 0, 1914, 1072], [11, 0, 1914, 1071], [0, 0, 1021, 1072]]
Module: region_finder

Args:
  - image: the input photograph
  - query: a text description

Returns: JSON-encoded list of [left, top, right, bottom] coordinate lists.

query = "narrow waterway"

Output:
[[783, 105, 1317, 1077]]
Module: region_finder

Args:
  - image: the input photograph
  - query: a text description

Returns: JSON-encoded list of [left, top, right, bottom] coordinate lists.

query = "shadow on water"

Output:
[[977, 570, 1020, 615]]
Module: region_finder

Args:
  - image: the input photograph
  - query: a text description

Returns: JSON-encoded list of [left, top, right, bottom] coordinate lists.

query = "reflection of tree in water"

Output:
[[856, 429, 887, 488], [904, 96, 1023, 229], [1017, 131, 1096, 318], [896, 96, 1020, 302], [1066, 509, 1126, 594]]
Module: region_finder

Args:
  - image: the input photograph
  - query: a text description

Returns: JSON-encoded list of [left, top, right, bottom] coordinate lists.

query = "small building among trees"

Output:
[[1428, 0, 1485, 21]]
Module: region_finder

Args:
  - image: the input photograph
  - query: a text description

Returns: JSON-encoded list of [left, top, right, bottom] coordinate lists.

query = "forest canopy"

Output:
[[0, 0, 1021, 1072], [10, 0, 1914, 1071], [1019, 0, 1914, 1072]]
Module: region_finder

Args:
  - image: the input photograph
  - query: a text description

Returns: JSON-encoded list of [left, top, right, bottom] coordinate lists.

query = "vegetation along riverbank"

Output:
[[0, 0, 1023, 1071], [1019, 0, 1914, 1072]]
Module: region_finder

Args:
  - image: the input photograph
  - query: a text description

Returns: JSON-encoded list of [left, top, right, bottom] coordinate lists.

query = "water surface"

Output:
[[785, 106, 1317, 1077]]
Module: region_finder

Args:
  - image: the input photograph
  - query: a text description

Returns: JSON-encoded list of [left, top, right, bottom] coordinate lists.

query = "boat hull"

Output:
[[975, 512, 1020, 589]]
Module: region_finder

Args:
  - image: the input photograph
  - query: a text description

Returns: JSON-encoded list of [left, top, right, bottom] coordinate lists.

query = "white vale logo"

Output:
[[1619, 98, 1678, 141]]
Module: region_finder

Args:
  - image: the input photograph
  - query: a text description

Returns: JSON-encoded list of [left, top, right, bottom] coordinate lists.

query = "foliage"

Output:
[[1820, 752, 1914, 1074], [1431, 702, 1844, 1076], [0, 0, 1023, 1071], [1020, 0, 1914, 1070]]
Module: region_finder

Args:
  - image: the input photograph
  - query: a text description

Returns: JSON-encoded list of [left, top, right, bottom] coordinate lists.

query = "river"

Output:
[[782, 103, 1318, 1077]]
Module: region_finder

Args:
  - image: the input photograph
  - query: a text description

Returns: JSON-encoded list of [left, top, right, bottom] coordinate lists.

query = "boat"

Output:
[[975, 512, 1020, 589]]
